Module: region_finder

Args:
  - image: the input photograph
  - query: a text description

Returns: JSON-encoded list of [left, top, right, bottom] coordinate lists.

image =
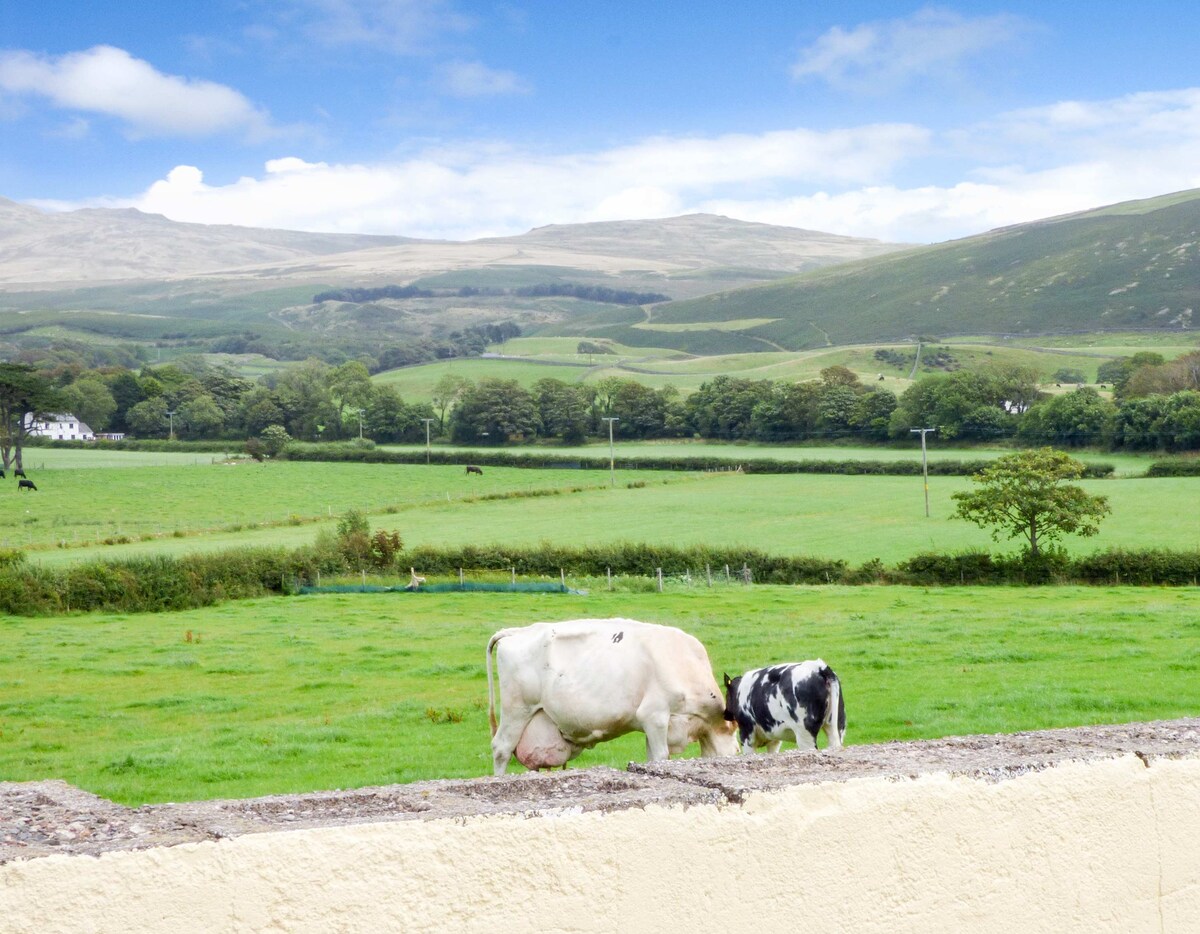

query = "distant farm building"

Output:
[[24, 413, 95, 441]]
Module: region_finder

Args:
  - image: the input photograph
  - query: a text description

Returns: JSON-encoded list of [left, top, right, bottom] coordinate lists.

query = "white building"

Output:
[[24, 413, 95, 441]]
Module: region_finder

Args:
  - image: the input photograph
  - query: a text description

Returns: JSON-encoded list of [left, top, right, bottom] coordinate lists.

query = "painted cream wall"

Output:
[[2, 753, 1198, 933]]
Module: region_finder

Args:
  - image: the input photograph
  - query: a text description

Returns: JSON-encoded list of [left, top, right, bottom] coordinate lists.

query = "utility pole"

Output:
[[910, 427, 937, 517], [421, 418, 435, 464], [165, 409, 175, 441], [601, 417, 619, 488], [357, 408, 365, 441]]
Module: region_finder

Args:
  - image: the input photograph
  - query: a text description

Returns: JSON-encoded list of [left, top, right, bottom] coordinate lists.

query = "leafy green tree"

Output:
[[686, 376, 773, 440], [848, 387, 897, 441], [176, 395, 225, 439], [106, 370, 146, 433], [237, 386, 286, 436], [430, 373, 470, 433], [1019, 387, 1115, 447], [951, 448, 1110, 558], [329, 361, 374, 435], [533, 378, 591, 443], [449, 379, 540, 443], [126, 397, 169, 438], [0, 363, 61, 470], [62, 377, 117, 431], [260, 424, 292, 456], [1051, 368, 1087, 384]]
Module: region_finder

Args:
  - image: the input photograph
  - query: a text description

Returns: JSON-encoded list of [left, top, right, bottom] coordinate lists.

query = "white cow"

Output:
[[486, 618, 737, 775]]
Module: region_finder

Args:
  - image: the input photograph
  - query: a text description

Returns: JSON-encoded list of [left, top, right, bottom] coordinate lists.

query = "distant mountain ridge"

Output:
[[590, 188, 1200, 353], [0, 199, 906, 287]]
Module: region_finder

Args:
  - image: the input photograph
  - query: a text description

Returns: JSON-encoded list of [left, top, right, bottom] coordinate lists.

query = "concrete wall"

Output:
[[2, 743, 1200, 933]]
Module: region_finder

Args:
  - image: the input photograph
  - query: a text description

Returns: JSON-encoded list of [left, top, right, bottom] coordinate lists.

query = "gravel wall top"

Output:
[[4, 718, 1199, 864]]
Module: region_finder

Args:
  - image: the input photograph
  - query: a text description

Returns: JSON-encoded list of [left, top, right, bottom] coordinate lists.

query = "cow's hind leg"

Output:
[[765, 739, 783, 754], [491, 709, 535, 776]]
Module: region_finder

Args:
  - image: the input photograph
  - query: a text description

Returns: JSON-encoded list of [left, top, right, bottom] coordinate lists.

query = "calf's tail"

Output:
[[821, 664, 846, 750]]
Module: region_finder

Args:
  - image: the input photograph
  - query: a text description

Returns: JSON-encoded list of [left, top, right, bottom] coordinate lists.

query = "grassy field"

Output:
[[18, 460, 1200, 567], [3, 461, 657, 552], [372, 337, 1151, 401], [1, 585, 1197, 805]]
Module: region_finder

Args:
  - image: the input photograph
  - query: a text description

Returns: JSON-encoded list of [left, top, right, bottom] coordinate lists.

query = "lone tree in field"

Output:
[[951, 448, 1111, 558]]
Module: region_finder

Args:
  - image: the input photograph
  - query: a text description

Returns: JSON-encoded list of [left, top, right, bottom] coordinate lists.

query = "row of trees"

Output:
[[7, 347, 1200, 453]]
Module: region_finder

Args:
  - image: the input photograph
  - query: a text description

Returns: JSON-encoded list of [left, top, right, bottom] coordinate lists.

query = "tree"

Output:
[[62, 377, 117, 432], [951, 448, 1110, 558], [260, 424, 292, 456], [430, 374, 470, 433], [1018, 387, 1115, 447], [176, 395, 225, 439], [126, 397, 169, 437], [0, 364, 61, 470]]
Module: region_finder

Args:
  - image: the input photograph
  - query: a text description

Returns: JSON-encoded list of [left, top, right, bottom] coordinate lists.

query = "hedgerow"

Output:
[[0, 542, 1196, 616]]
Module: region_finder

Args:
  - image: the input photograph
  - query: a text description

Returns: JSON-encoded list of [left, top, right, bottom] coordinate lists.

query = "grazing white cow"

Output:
[[487, 618, 737, 775], [723, 660, 846, 753]]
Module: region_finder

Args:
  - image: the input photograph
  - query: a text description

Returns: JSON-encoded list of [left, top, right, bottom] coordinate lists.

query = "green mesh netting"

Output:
[[296, 581, 576, 595]]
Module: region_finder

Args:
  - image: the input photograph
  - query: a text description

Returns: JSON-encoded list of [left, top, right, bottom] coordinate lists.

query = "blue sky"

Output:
[[3, 1, 1200, 243]]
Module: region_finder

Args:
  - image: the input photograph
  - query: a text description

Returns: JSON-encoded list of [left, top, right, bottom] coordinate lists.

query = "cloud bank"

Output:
[[26, 86, 1200, 245], [0, 45, 273, 139]]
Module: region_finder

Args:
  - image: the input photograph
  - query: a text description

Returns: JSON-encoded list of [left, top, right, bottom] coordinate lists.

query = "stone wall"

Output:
[[3, 719, 1199, 932]]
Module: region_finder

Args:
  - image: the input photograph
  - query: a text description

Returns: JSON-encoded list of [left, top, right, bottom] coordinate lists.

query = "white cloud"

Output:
[[285, 0, 472, 52], [0, 45, 273, 139], [792, 6, 1031, 91], [31, 87, 1200, 246], [74, 122, 926, 240], [437, 60, 530, 97]]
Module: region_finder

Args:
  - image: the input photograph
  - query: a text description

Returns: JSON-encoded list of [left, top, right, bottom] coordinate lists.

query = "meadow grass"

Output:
[[21, 463, 1200, 566], [373, 337, 1152, 400], [3, 461, 656, 552], [1, 585, 1197, 805]]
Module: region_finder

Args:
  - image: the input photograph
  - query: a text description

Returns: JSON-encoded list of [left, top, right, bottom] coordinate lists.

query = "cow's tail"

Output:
[[486, 630, 509, 736], [821, 664, 845, 750]]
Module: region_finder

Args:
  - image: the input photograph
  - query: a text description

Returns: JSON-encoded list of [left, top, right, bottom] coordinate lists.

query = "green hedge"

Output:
[[3, 541, 1198, 616], [282, 445, 1117, 478], [1145, 459, 1200, 477]]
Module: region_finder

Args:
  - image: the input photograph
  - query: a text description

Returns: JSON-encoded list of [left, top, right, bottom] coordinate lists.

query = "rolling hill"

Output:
[[586, 189, 1200, 353], [0, 204, 905, 363]]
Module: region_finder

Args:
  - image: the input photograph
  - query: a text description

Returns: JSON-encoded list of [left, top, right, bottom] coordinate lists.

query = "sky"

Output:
[[3, 1, 1200, 244]]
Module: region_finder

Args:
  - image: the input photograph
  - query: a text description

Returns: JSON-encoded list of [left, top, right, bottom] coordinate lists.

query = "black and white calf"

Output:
[[723, 661, 846, 753]]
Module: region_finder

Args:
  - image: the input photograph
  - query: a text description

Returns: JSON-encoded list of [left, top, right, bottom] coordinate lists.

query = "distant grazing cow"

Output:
[[13, 468, 25, 479], [17, 479, 37, 492], [724, 660, 845, 754], [487, 618, 737, 775], [0, 468, 5, 479], [466, 465, 483, 475]]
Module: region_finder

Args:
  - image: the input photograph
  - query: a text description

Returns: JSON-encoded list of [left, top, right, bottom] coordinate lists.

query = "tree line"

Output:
[[3, 350, 1199, 472], [313, 282, 669, 307]]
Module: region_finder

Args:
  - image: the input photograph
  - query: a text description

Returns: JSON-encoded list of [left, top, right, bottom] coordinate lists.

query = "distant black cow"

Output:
[[724, 660, 845, 753], [0, 468, 5, 479], [13, 468, 25, 479], [17, 479, 37, 492], [466, 465, 483, 476]]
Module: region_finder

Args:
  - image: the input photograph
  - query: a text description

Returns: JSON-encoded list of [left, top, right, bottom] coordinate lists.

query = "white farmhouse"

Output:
[[24, 413, 95, 441]]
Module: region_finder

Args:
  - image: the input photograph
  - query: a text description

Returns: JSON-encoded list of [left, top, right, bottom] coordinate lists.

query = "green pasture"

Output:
[[4, 461, 656, 553], [1, 585, 1197, 805], [21, 447, 235, 469], [378, 440, 1155, 475], [373, 337, 1140, 402], [18, 459, 1200, 567], [372, 357, 594, 395]]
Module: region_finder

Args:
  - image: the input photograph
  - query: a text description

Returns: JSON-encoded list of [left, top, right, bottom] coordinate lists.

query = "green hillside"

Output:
[[577, 189, 1200, 352]]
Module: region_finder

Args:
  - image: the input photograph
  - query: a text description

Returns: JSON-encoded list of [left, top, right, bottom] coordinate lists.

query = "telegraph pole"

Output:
[[910, 427, 936, 517], [601, 417, 619, 488], [421, 418, 435, 464], [165, 409, 175, 441]]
